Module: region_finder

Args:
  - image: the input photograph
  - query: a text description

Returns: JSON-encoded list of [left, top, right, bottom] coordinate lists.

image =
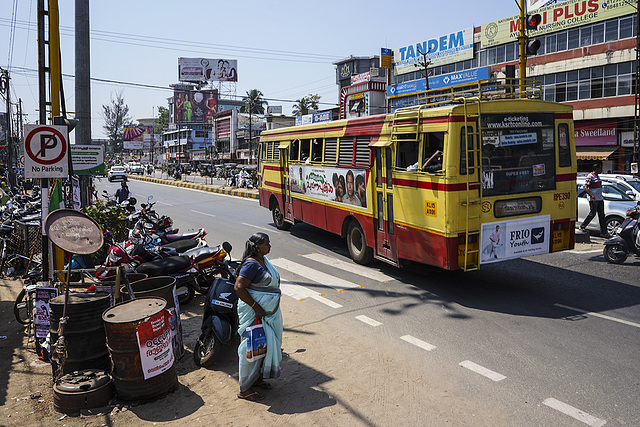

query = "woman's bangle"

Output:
[[251, 301, 256, 308]]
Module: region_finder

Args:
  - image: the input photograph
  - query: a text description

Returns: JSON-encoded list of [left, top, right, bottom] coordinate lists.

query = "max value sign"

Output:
[[24, 124, 69, 178]]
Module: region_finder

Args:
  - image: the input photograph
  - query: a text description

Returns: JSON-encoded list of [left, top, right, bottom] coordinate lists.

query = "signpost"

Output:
[[24, 124, 69, 178]]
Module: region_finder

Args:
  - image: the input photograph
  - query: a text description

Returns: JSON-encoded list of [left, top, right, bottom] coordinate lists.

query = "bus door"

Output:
[[374, 147, 397, 262], [278, 142, 294, 222]]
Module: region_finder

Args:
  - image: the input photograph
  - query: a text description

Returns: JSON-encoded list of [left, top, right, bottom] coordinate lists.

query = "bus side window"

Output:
[[422, 132, 445, 172], [558, 123, 571, 167], [301, 139, 311, 161], [311, 138, 323, 162], [291, 139, 300, 161], [396, 137, 419, 170], [460, 126, 476, 175]]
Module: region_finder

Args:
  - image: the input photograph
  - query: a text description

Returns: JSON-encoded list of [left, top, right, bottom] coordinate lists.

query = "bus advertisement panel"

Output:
[[480, 215, 551, 264], [289, 165, 367, 209]]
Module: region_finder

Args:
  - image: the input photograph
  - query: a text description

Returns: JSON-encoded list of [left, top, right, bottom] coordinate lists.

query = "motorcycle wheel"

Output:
[[603, 244, 628, 264], [193, 331, 220, 367], [176, 284, 195, 306], [195, 268, 230, 295]]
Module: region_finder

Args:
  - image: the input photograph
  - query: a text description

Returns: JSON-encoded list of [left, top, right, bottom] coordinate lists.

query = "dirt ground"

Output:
[[0, 242, 600, 426]]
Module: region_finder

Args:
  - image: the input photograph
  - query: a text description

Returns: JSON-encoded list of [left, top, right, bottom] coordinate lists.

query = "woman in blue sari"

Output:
[[234, 232, 283, 401]]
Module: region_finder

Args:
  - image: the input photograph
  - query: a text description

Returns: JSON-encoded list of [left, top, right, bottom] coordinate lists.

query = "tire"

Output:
[[193, 331, 221, 367], [606, 216, 624, 236], [14, 288, 30, 325], [346, 220, 373, 265], [176, 284, 195, 306], [272, 200, 291, 231], [195, 267, 230, 295], [603, 243, 628, 264]]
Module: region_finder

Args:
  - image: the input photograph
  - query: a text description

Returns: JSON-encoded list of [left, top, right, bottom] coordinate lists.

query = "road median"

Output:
[[127, 175, 259, 200]]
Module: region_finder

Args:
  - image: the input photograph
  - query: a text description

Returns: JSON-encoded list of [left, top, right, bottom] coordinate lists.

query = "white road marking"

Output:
[[400, 335, 436, 351], [270, 258, 361, 290], [280, 280, 342, 309], [242, 222, 278, 233], [567, 249, 605, 254], [355, 315, 382, 327], [459, 360, 506, 382], [554, 303, 640, 329], [543, 398, 606, 427], [190, 210, 216, 217], [156, 201, 173, 206], [302, 252, 395, 282]]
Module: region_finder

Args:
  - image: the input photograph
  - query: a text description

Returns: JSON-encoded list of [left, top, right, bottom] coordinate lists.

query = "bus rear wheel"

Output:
[[272, 200, 291, 231], [347, 221, 373, 265]]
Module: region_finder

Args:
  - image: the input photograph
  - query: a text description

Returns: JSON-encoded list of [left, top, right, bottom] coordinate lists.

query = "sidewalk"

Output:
[[127, 174, 259, 200]]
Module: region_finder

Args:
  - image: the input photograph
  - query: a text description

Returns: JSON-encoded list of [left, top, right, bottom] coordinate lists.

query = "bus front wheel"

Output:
[[272, 200, 291, 231], [347, 221, 373, 265]]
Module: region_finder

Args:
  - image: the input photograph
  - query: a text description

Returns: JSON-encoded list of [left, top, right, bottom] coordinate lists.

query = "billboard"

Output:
[[394, 28, 474, 75], [71, 145, 106, 175], [481, 0, 635, 48], [289, 165, 367, 209], [174, 89, 218, 124], [178, 57, 238, 82], [123, 125, 153, 141]]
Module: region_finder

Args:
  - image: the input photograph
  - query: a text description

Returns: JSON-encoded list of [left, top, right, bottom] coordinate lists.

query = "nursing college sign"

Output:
[[394, 28, 473, 75], [481, 0, 635, 48]]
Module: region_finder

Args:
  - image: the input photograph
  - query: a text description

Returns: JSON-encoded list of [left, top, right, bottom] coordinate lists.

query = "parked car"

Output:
[[128, 162, 144, 175], [577, 179, 638, 235], [108, 166, 127, 182], [599, 174, 640, 201]]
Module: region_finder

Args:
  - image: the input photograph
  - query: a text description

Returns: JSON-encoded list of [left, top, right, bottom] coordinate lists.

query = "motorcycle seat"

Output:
[[188, 246, 221, 262], [136, 255, 191, 276], [164, 239, 198, 252], [165, 230, 200, 242]]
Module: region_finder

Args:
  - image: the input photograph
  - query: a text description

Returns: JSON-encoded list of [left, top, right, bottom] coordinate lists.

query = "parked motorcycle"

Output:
[[603, 204, 640, 264], [193, 268, 239, 367]]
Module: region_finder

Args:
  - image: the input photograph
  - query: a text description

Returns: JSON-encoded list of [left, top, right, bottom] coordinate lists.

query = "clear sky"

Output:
[[1, 0, 515, 139]]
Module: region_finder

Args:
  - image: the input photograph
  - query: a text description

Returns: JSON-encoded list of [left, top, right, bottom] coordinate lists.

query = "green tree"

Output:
[[292, 94, 321, 116], [102, 91, 132, 153], [154, 106, 170, 134], [240, 89, 267, 114]]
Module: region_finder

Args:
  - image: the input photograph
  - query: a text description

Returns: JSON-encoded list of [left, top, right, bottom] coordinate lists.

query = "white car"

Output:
[[128, 163, 144, 175], [108, 166, 128, 182], [599, 174, 640, 201], [577, 179, 638, 235]]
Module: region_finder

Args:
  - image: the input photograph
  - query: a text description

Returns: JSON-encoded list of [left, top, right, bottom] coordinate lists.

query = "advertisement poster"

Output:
[[394, 28, 474, 74], [178, 57, 238, 82], [136, 310, 174, 380], [289, 165, 367, 209], [35, 288, 59, 338], [173, 89, 218, 124], [480, 215, 550, 264]]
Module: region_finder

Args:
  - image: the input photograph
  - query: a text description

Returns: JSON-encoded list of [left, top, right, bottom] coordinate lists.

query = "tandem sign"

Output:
[[387, 67, 489, 97], [394, 28, 473, 75]]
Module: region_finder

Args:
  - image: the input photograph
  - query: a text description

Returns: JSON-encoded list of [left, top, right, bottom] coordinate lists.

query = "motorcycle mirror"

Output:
[[222, 241, 232, 253], [148, 195, 153, 200]]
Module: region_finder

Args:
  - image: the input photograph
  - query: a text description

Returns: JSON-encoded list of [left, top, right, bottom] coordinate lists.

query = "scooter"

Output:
[[603, 204, 640, 264], [193, 262, 239, 367]]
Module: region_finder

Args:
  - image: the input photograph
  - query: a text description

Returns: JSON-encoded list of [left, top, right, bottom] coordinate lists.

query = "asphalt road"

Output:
[[98, 177, 640, 426]]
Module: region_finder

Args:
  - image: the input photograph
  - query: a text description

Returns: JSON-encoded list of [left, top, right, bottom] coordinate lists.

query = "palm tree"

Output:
[[240, 89, 267, 161], [292, 94, 321, 116]]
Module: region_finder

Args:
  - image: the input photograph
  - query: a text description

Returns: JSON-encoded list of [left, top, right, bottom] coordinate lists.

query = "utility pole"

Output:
[[1, 68, 15, 189], [414, 45, 431, 91], [634, 0, 639, 174], [76, 0, 91, 205]]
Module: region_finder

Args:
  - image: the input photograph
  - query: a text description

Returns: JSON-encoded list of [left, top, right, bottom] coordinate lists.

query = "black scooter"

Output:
[[603, 204, 640, 264], [194, 261, 239, 367]]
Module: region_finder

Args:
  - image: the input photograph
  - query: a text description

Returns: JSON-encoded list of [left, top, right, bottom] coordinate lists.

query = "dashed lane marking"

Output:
[[190, 210, 216, 217], [241, 222, 279, 233], [554, 303, 640, 329], [400, 335, 436, 351], [280, 280, 342, 309], [459, 360, 506, 382], [567, 249, 605, 254], [355, 315, 382, 327], [270, 258, 361, 290], [542, 398, 606, 427], [302, 252, 395, 282]]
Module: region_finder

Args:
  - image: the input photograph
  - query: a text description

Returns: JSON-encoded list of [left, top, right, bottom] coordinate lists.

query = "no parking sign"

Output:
[[23, 124, 69, 178]]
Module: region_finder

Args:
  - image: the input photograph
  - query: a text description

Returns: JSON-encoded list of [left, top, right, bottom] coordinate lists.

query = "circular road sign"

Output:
[[25, 125, 67, 165]]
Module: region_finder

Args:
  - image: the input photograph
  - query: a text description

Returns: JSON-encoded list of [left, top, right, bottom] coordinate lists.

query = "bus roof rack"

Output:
[[397, 78, 542, 112]]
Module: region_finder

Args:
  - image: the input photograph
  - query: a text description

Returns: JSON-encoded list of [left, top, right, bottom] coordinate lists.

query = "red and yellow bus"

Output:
[[257, 80, 576, 271]]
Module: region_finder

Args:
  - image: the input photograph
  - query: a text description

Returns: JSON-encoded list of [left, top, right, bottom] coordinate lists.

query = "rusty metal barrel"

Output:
[[102, 297, 178, 401], [98, 273, 148, 304], [49, 292, 111, 375], [121, 276, 184, 359]]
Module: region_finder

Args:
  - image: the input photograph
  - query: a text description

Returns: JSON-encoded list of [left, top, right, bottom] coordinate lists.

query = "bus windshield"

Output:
[[481, 113, 556, 197]]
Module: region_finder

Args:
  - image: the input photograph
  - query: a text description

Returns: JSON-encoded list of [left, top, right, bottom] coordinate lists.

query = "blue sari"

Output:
[[237, 257, 283, 392]]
